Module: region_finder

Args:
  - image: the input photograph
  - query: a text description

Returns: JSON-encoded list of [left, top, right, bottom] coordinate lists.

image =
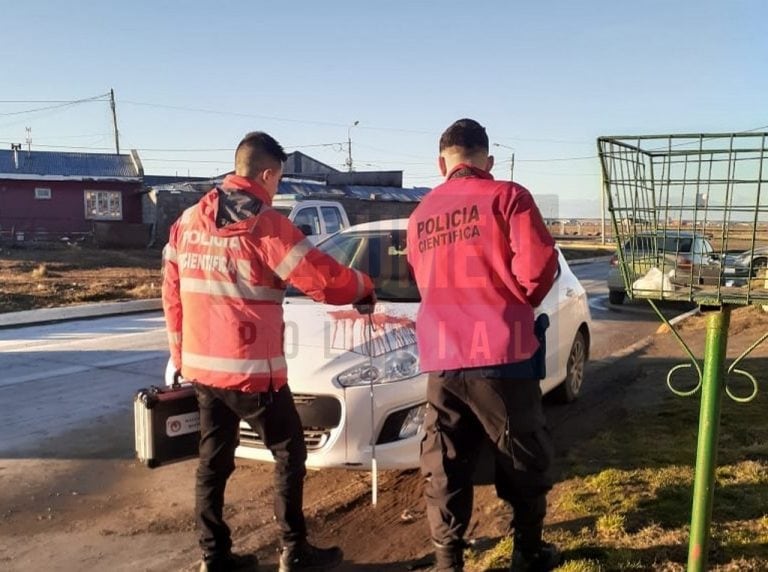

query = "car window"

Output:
[[624, 235, 696, 255], [321, 206, 343, 234], [662, 237, 692, 253], [286, 229, 420, 302], [293, 207, 321, 235], [625, 237, 653, 252]]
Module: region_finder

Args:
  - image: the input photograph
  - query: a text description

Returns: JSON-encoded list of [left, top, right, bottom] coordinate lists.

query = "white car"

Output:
[[271, 197, 351, 245], [166, 219, 592, 470]]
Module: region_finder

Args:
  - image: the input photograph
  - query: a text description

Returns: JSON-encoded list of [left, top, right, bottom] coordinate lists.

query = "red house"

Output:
[[0, 147, 144, 241]]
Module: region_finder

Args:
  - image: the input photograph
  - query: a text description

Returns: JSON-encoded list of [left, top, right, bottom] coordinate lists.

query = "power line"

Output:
[[122, 99, 443, 136], [495, 136, 593, 145], [515, 169, 600, 177], [133, 141, 344, 153], [0, 93, 110, 117], [121, 99, 350, 128], [0, 141, 113, 150], [34, 132, 113, 140], [0, 99, 106, 103], [516, 154, 597, 162], [141, 158, 231, 164], [355, 142, 434, 161], [0, 140, 344, 153]]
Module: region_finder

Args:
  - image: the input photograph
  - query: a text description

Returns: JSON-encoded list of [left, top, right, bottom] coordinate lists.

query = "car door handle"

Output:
[[565, 288, 577, 298]]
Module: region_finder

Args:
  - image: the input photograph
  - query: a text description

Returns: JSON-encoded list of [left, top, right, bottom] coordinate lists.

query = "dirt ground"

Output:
[[0, 243, 162, 313], [1, 306, 765, 571], [0, 243, 609, 314]]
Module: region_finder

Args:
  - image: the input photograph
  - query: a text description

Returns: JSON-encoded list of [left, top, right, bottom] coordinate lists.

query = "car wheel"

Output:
[[608, 290, 626, 305], [552, 331, 587, 403]]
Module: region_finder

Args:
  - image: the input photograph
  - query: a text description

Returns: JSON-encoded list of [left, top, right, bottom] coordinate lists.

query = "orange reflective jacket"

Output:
[[162, 175, 373, 392]]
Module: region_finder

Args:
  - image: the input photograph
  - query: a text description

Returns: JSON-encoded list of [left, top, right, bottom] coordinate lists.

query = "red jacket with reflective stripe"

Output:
[[162, 175, 374, 392], [406, 165, 557, 372]]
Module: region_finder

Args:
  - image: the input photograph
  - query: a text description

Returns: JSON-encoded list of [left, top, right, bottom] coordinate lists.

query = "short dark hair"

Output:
[[439, 118, 489, 154], [235, 131, 287, 176]]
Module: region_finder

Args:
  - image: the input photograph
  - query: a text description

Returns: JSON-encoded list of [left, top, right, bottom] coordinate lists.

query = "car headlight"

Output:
[[336, 346, 420, 387]]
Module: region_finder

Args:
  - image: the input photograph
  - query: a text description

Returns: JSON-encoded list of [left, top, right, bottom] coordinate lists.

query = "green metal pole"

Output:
[[687, 307, 731, 571]]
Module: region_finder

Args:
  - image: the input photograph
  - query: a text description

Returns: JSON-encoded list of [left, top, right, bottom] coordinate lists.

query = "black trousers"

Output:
[[420, 369, 554, 552], [195, 383, 308, 558]]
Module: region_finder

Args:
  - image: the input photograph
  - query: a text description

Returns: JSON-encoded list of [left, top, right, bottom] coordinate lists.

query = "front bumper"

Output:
[[235, 374, 427, 471]]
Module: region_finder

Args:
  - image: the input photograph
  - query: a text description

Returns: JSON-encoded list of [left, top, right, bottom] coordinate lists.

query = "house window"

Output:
[[84, 190, 123, 220], [35, 187, 52, 200]]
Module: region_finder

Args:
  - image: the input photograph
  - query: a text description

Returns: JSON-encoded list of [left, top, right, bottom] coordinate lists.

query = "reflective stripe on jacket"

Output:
[[406, 165, 558, 372], [162, 174, 374, 392]]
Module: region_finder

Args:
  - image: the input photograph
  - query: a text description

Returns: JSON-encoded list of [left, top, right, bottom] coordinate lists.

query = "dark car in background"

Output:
[[724, 246, 768, 280]]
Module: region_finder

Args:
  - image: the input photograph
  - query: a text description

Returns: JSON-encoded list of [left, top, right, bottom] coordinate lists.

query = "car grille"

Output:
[[239, 425, 332, 450], [238, 393, 338, 451], [292, 393, 317, 407]]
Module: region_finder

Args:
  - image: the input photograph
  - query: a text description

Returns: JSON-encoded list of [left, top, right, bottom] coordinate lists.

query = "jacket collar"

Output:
[[446, 163, 494, 181], [221, 174, 272, 205]]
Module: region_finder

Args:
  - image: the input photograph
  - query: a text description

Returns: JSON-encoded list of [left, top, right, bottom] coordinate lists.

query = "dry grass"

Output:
[[30, 263, 49, 279], [0, 245, 162, 313], [127, 283, 158, 297]]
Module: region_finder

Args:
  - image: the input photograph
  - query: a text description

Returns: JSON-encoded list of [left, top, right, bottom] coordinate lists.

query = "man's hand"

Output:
[[354, 292, 377, 315]]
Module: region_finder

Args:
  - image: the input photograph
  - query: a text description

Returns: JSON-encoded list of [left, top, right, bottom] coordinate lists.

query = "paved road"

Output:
[[0, 313, 168, 455], [0, 260, 689, 455]]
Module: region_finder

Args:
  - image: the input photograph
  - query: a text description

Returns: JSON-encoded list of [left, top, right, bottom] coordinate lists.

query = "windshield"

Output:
[[274, 206, 293, 217], [624, 235, 693, 254], [286, 229, 420, 302]]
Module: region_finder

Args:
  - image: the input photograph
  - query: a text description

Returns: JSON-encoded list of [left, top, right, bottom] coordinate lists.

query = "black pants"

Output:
[[420, 369, 554, 552], [195, 383, 308, 558]]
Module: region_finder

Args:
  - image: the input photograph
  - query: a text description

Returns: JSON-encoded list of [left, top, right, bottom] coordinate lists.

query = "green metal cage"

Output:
[[598, 132, 768, 305]]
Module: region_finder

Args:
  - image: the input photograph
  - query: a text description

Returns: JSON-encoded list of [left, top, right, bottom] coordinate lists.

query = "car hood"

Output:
[[282, 297, 419, 387]]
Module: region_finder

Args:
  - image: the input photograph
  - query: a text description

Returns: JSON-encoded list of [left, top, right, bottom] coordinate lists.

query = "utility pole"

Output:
[[110, 88, 120, 154], [25, 127, 32, 154], [493, 143, 515, 181], [346, 120, 359, 172]]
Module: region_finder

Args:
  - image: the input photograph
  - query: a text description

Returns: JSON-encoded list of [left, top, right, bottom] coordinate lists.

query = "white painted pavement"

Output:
[[0, 312, 168, 454]]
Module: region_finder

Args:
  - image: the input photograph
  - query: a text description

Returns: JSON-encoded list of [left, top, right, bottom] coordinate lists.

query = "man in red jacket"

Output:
[[407, 119, 560, 572], [162, 131, 375, 572]]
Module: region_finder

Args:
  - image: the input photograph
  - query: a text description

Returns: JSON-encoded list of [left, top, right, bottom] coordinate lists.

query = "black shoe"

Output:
[[509, 542, 561, 572], [200, 551, 259, 572], [278, 540, 343, 571]]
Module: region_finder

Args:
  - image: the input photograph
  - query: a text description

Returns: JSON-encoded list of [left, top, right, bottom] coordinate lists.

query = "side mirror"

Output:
[[298, 224, 314, 236]]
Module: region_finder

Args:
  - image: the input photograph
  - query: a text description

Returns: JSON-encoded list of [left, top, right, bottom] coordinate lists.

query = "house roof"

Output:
[[153, 178, 429, 203], [0, 149, 142, 181], [143, 174, 211, 187], [283, 150, 339, 175]]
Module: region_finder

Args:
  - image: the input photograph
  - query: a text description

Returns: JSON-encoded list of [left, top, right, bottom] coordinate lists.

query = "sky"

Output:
[[1, 0, 766, 218]]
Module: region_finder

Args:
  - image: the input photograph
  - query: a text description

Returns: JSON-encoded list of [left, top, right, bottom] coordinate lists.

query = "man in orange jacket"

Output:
[[162, 131, 375, 572], [407, 119, 560, 572]]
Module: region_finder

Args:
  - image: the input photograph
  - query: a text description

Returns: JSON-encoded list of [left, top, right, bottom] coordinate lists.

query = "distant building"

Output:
[[218, 150, 404, 187], [146, 151, 426, 246], [0, 147, 144, 243]]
